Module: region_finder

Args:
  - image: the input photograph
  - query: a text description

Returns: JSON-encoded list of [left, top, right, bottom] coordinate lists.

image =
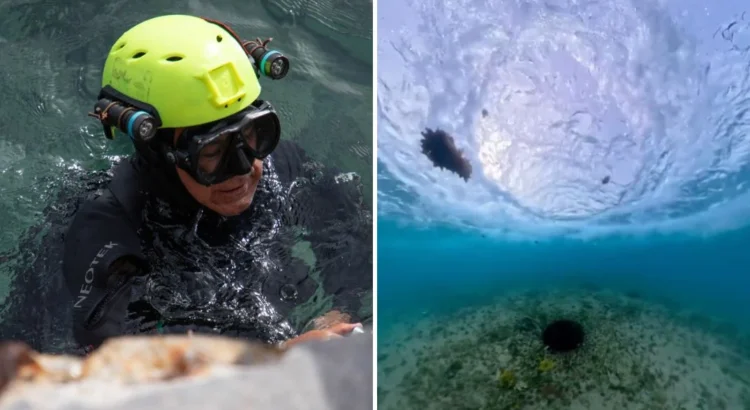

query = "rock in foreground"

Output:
[[0, 333, 372, 410]]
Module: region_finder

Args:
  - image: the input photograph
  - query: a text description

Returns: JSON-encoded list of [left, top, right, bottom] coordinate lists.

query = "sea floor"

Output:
[[377, 288, 750, 410]]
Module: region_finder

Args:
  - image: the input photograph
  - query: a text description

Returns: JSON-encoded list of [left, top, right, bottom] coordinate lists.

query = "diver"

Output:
[[62, 15, 371, 353]]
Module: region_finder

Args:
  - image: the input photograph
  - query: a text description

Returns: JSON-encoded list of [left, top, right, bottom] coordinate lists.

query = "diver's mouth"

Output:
[[219, 181, 248, 195], [218, 183, 246, 194], [216, 173, 253, 193], [213, 180, 251, 204]]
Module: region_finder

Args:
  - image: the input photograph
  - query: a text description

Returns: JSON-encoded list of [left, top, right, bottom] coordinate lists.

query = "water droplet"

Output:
[[280, 284, 298, 301]]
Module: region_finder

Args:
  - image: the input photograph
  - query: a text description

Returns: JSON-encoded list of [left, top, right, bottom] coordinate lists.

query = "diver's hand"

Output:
[[311, 310, 352, 330], [282, 323, 362, 349]]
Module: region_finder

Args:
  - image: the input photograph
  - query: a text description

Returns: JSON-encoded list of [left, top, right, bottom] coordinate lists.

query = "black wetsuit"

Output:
[[61, 140, 371, 350]]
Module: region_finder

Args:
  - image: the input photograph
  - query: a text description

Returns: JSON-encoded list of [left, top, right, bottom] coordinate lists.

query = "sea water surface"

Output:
[[378, 0, 750, 408]]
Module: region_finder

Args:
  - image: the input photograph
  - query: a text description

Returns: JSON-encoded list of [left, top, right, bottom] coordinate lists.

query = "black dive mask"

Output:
[[166, 100, 281, 186]]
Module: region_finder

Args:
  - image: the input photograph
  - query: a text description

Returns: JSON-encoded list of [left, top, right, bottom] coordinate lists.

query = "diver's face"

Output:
[[173, 130, 263, 217]]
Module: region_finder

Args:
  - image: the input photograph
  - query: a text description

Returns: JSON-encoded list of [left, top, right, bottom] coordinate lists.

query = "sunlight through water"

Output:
[[378, 0, 750, 238]]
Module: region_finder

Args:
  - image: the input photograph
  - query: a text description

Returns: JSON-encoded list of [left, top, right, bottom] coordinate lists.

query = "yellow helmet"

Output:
[[101, 14, 261, 128]]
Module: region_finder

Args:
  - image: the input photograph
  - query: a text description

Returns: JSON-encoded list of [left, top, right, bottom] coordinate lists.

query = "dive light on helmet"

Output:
[[90, 98, 158, 142], [244, 38, 289, 80]]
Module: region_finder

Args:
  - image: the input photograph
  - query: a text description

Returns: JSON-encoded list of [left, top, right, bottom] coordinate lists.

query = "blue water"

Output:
[[378, 220, 750, 335], [377, 0, 750, 408]]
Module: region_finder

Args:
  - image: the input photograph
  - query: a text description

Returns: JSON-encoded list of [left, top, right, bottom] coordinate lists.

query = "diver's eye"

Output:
[[242, 126, 258, 148], [202, 143, 222, 158]]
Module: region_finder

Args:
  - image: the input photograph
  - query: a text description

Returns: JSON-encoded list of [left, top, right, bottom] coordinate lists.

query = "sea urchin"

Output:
[[542, 319, 584, 353]]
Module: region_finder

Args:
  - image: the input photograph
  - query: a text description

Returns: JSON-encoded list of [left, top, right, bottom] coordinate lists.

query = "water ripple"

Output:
[[378, 0, 750, 237]]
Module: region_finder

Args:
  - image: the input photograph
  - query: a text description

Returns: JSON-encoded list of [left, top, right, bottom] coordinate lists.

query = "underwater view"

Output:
[[377, 0, 750, 409], [0, 0, 373, 353]]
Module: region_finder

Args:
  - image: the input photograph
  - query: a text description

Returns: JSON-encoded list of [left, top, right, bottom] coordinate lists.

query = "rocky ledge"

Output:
[[0, 332, 372, 410]]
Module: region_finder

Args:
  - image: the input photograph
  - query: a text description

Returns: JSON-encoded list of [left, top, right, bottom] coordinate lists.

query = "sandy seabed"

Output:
[[377, 288, 750, 410]]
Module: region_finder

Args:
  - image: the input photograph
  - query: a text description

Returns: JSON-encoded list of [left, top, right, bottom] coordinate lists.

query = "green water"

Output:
[[0, 0, 372, 303]]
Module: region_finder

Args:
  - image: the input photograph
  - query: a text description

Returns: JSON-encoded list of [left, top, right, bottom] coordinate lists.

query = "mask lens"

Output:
[[240, 124, 258, 151], [245, 113, 279, 158], [185, 103, 280, 184], [197, 132, 233, 174]]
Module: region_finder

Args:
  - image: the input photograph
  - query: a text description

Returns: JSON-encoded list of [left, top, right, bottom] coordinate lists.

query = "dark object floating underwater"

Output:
[[481, 109, 489, 118], [420, 128, 473, 182], [542, 319, 584, 353], [602, 175, 610, 184]]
